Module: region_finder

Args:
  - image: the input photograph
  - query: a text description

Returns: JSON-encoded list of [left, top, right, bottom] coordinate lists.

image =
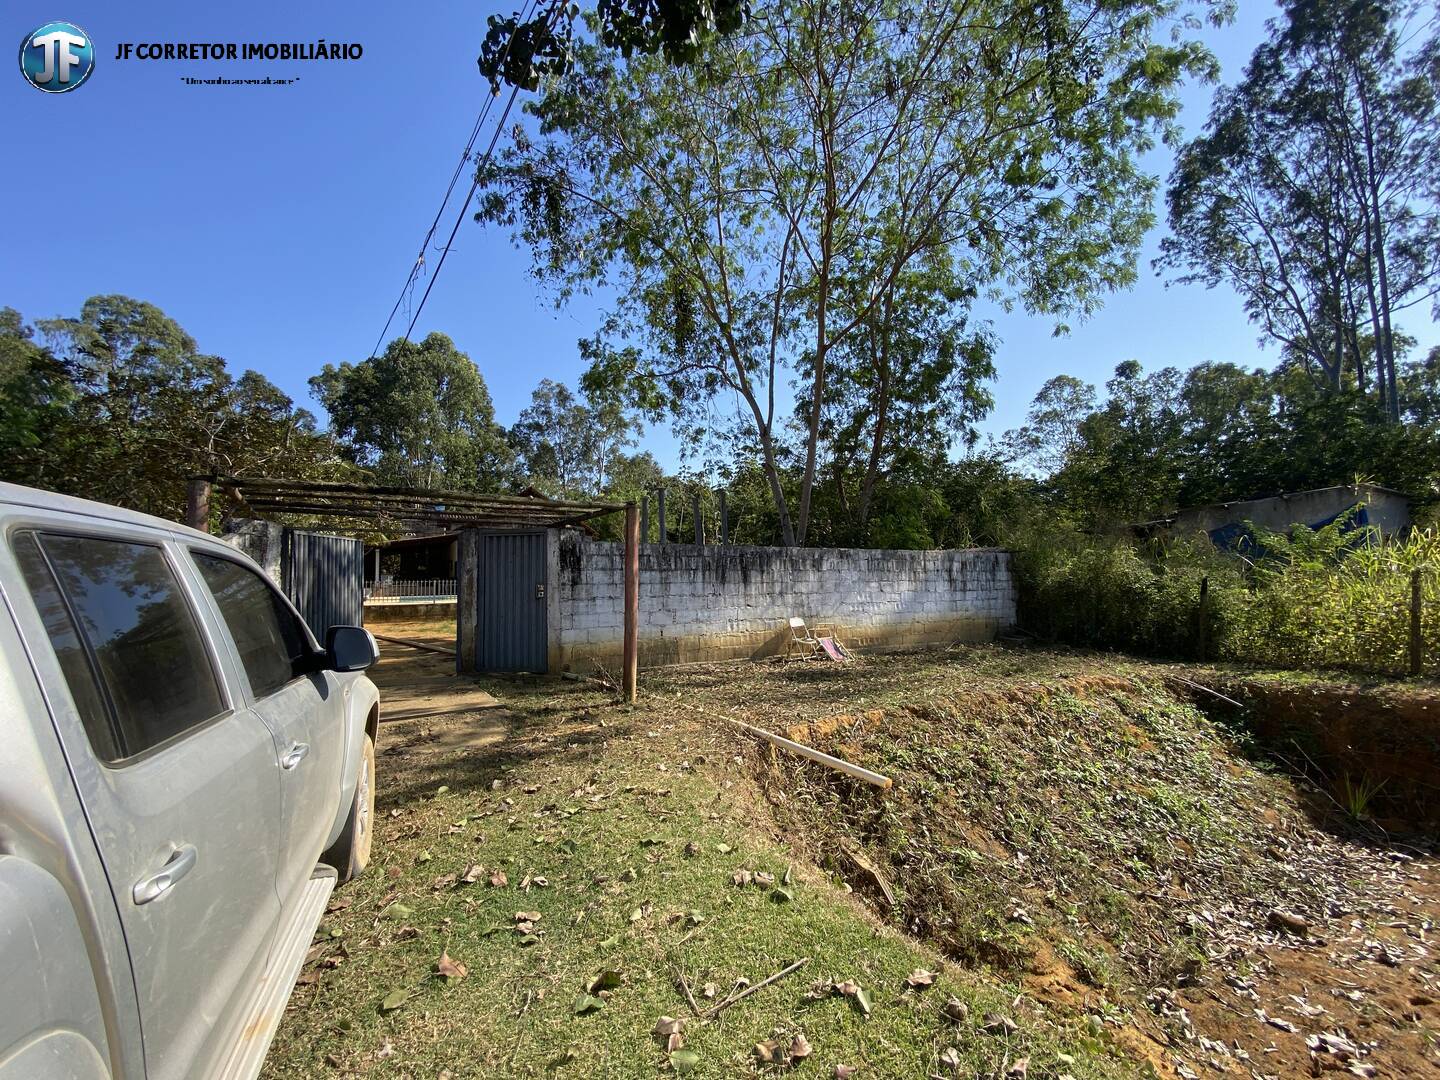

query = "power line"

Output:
[[368, 0, 543, 358], [402, 83, 523, 342]]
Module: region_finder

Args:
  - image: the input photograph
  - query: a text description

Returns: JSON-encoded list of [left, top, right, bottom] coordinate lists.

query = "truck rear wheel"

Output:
[[322, 734, 374, 884]]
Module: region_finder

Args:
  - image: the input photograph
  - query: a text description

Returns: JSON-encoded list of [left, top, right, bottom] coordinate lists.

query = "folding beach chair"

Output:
[[786, 617, 822, 660], [786, 617, 852, 662]]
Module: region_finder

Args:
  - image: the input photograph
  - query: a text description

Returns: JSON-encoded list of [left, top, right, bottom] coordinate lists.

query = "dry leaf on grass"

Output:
[[434, 952, 467, 980]]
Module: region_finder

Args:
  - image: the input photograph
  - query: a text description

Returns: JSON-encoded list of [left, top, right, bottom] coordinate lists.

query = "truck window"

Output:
[[192, 553, 310, 699], [12, 532, 123, 761], [28, 533, 226, 761]]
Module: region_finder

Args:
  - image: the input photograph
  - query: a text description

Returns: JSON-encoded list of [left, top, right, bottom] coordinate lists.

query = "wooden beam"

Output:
[[223, 476, 623, 514], [727, 716, 893, 788], [623, 501, 639, 703]]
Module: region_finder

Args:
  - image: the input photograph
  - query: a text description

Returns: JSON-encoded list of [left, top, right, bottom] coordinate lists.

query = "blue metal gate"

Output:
[[284, 529, 364, 637], [475, 530, 548, 673]]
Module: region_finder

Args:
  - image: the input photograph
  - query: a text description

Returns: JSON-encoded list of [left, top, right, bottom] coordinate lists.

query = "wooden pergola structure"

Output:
[[188, 476, 641, 701]]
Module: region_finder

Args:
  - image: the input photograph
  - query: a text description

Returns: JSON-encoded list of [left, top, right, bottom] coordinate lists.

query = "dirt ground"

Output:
[[637, 649, 1440, 1079]]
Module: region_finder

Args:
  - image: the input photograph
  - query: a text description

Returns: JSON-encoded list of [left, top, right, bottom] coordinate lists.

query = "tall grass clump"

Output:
[[1011, 527, 1247, 658], [1010, 516, 1440, 677], [1226, 521, 1440, 675]]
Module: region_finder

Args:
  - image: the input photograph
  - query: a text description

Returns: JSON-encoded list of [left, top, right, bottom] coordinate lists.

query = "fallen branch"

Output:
[[706, 957, 810, 1018], [1168, 674, 1244, 709], [561, 670, 619, 693], [674, 968, 701, 1016]]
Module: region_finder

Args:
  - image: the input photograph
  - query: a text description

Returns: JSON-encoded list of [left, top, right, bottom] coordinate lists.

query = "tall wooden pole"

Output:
[[1197, 576, 1209, 661], [693, 493, 703, 544], [623, 501, 639, 703], [657, 489, 667, 544], [186, 477, 212, 533], [1410, 568, 1423, 677]]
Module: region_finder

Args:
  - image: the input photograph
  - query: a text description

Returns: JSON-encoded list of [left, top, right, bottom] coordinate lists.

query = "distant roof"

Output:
[[1134, 482, 1410, 531], [215, 477, 624, 532]]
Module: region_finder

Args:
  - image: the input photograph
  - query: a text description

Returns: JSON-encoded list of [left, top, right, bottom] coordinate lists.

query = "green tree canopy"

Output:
[[310, 333, 515, 491], [2, 297, 344, 522], [479, 0, 1222, 545], [1162, 0, 1440, 420], [510, 377, 635, 498]]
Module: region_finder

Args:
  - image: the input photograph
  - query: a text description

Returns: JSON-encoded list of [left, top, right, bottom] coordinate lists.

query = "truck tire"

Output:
[[322, 734, 374, 884]]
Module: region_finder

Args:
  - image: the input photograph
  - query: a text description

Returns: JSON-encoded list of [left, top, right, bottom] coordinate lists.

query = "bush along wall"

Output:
[[1012, 518, 1440, 679]]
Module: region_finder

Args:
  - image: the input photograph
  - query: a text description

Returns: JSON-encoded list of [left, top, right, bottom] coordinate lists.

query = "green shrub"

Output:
[[1009, 519, 1440, 677]]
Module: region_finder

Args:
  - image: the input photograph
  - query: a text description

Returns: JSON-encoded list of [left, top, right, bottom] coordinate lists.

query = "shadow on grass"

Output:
[[376, 691, 627, 814]]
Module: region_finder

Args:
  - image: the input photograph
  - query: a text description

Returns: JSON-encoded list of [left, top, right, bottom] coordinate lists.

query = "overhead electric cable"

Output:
[[368, 0, 544, 357]]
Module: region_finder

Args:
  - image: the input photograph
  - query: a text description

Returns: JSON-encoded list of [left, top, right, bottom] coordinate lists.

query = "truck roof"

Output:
[[0, 481, 221, 544]]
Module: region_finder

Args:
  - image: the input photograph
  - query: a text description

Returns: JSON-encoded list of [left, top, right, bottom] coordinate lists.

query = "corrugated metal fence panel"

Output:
[[284, 529, 364, 637], [478, 531, 547, 673]]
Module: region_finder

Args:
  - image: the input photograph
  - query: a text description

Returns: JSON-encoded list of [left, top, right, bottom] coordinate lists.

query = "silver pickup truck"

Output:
[[0, 482, 380, 1080]]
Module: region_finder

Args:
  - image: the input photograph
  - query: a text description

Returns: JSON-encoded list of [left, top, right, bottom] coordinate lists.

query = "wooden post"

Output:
[[693, 493, 703, 545], [1197, 576, 1209, 661], [456, 529, 479, 673], [640, 495, 649, 543], [719, 490, 728, 544], [1410, 568, 1423, 677], [185, 477, 212, 533], [657, 489, 667, 544], [623, 501, 639, 703]]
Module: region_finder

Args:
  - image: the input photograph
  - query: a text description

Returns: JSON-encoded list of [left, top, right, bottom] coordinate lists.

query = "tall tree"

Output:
[[311, 333, 514, 491], [478, 0, 748, 91], [478, 0, 1221, 544], [1003, 374, 1098, 475], [6, 297, 344, 520], [1163, 0, 1440, 419], [0, 307, 77, 487], [510, 378, 635, 497], [815, 264, 995, 539]]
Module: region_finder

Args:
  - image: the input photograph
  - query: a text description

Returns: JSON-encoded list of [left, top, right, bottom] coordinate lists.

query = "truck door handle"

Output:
[[133, 844, 198, 905], [281, 742, 310, 770]]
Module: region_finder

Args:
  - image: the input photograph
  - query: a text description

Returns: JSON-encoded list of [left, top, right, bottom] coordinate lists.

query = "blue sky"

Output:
[[5, 2, 1433, 469]]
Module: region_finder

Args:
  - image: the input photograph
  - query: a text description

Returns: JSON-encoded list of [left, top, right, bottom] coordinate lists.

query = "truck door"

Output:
[[10, 530, 283, 1080], [186, 551, 347, 914]]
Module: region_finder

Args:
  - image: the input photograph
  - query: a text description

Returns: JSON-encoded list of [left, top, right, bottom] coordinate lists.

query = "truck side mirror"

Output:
[[325, 626, 379, 673]]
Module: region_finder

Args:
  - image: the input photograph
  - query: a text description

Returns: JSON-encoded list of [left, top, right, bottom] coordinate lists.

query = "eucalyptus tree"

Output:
[[510, 377, 635, 497], [478, 0, 1222, 544], [1163, 0, 1440, 421]]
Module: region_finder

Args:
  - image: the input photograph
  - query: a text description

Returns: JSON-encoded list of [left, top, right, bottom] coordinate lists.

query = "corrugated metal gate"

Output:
[[283, 529, 364, 637], [474, 530, 548, 673]]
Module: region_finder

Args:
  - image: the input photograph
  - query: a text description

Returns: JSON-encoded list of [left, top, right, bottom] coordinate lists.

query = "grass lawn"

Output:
[[263, 651, 1140, 1079]]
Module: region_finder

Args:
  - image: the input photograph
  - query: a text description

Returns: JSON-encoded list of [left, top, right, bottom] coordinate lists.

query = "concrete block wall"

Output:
[[551, 534, 1015, 674]]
